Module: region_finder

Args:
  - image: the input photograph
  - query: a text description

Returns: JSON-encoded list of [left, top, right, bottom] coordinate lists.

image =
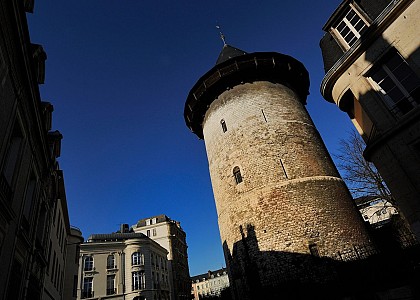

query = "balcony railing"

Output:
[[106, 288, 116, 295], [132, 284, 146, 291], [81, 290, 94, 299], [106, 264, 117, 269]]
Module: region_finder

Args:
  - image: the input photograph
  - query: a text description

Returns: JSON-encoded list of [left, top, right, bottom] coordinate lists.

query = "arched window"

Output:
[[220, 119, 227, 133], [132, 252, 144, 266], [84, 256, 94, 271], [107, 254, 115, 269], [233, 166, 242, 184]]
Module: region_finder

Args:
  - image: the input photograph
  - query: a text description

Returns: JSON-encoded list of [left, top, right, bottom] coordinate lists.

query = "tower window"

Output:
[[220, 119, 227, 133], [233, 166, 242, 184], [309, 243, 320, 257]]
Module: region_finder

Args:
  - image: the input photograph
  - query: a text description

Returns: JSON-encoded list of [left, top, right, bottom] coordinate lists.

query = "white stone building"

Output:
[[133, 215, 190, 300], [191, 269, 229, 300], [77, 228, 170, 300]]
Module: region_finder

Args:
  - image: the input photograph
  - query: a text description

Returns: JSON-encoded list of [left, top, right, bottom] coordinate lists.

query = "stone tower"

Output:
[[184, 45, 374, 299]]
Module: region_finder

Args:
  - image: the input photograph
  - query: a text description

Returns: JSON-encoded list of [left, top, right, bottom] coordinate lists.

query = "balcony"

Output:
[[81, 290, 94, 299], [106, 264, 117, 270]]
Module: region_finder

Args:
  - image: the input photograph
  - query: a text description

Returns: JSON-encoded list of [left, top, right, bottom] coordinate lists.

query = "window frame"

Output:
[[106, 275, 116, 295], [107, 254, 115, 269], [132, 251, 144, 266], [367, 50, 420, 117], [82, 277, 94, 298], [331, 3, 369, 50], [233, 166, 243, 184], [84, 256, 94, 271], [220, 119, 227, 133], [132, 271, 146, 290]]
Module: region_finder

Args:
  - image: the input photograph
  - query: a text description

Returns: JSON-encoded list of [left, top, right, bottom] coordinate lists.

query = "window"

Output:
[[35, 203, 47, 244], [147, 230, 150, 237], [22, 171, 37, 227], [84, 256, 94, 271], [2, 123, 23, 187], [220, 119, 227, 133], [153, 228, 157, 236], [368, 51, 420, 117], [107, 254, 115, 269], [309, 243, 320, 257], [233, 166, 242, 184], [334, 5, 368, 48], [132, 252, 144, 266], [82, 277, 93, 298], [132, 271, 145, 290], [107, 275, 116, 295]]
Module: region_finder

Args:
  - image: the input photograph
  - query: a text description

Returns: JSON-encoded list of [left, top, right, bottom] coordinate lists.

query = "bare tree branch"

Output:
[[334, 130, 393, 203]]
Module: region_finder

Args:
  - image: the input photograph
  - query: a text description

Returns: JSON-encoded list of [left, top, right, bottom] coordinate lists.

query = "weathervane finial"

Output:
[[216, 23, 227, 46]]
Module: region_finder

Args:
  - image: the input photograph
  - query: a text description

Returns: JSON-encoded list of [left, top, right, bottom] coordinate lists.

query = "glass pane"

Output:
[[392, 62, 411, 80], [354, 20, 364, 32], [378, 77, 396, 92], [349, 13, 360, 27], [337, 21, 346, 32], [387, 87, 405, 103], [347, 34, 357, 46], [386, 54, 403, 71], [346, 9, 356, 20], [339, 25, 350, 37], [401, 74, 420, 93]]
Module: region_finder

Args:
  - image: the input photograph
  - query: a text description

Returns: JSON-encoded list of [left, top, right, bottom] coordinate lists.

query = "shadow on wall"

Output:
[[223, 224, 420, 300]]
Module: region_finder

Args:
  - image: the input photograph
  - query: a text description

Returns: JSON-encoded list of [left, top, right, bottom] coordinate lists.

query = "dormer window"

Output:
[[333, 4, 368, 49]]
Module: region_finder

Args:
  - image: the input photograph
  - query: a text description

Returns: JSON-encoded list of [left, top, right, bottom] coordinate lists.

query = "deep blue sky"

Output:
[[27, 0, 351, 276]]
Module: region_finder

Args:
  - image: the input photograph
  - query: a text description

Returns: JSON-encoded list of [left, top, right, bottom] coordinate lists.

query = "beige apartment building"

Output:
[[320, 0, 420, 239], [78, 228, 170, 300], [191, 269, 229, 300], [133, 215, 190, 300]]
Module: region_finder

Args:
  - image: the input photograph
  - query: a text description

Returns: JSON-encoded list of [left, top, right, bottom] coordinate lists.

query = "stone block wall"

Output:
[[202, 81, 374, 298]]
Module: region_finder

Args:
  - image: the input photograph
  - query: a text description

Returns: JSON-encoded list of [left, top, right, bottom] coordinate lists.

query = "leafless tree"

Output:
[[334, 130, 393, 203]]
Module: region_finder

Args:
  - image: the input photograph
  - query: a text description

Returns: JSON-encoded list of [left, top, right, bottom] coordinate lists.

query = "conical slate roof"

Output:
[[215, 44, 247, 65]]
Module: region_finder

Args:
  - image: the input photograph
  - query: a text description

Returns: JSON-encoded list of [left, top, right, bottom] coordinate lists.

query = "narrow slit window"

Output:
[[220, 119, 227, 133], [280, 159, 288, 179], [233, 166, 243, 184], [261, 109, 267, 122]]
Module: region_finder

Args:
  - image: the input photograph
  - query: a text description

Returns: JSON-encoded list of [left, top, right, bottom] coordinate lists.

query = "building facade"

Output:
[[78, 230, 170, 300], [191, 269, 229, 300], [64, 226, 84, 300], [320, 0, 420, 239], [133, 215, 190, 300], [42, 170, 84, 300], [0, 1, 82, 299], [184, 44, 375, 299], [355, 196, 398, 227]]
